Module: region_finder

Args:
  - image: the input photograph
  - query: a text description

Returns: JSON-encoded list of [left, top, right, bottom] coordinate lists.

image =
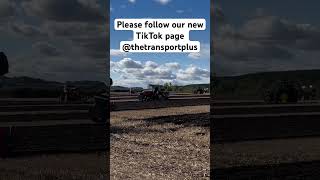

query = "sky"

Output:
[[213, 0, 320, 76], [0, 0, 108, 83], [110, 0, 210, 88], [4, 1, 317, 86]]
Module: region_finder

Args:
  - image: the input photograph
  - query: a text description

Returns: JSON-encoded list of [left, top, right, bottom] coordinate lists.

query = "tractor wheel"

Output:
[[264, 94, 271, 104], [89, 105, 99, 122], [138, 94, 144, 102], [89, 104, 107, 123], [159, 95, 166, 101], [110, 102, 116, 111]]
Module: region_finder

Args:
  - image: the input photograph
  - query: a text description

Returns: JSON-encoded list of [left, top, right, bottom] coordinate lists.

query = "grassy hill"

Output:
[[179, 84, 209, 93], [212, 69, 320, 100]]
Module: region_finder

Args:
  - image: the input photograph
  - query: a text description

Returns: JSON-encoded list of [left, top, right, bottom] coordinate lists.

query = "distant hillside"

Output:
[[212, 69, 320, 100], [179, 84, 209, 93], [111, 86, 144, 92], [111, 86, 129, 92], [0, 76, 107, 98], [0, 76, 61, 89], [111, 84, 209, 93]]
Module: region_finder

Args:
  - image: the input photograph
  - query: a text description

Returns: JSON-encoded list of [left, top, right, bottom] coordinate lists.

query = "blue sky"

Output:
[[110, 0, 210, 88]]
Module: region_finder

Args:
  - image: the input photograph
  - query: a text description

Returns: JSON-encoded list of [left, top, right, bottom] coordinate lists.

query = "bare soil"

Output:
[[0, 152, 107, 180], [111, 105, 210, 179], [0, 105, 209, 180], [214, 137, 320, 169]]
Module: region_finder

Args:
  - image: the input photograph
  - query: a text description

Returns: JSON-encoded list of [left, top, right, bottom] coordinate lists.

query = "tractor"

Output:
[[0, 52, 8, 76], [0, 52, 9, 88], [138, 87, 169, 102], [60, 85, 87, 103], [264, 80, 317, 104], [263, 80, 302, 104], [194, 87, 205, 94]]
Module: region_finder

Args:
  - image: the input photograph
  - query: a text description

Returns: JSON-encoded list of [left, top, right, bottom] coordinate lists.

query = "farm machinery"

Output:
[[138, 87, 169, 102], [193, 87, 209, 94], [263, 80, 317, 104]]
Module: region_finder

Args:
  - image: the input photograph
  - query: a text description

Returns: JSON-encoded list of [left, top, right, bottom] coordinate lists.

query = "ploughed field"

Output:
[[0, 98, 108, 179], [111, 94, 210, 111], [110, 106, 210, 179], [0, 94, 209, 179], [0, 95, 209, 155], [212, 100, 320, 179], [0, 153, 108, 180], [3, 96, 320, 179], [0, 100, 106, 154]]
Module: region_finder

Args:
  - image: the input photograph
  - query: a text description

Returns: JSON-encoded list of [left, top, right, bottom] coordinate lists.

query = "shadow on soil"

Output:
[[110, 113, 209, 135], [212, 160, 320, 180]]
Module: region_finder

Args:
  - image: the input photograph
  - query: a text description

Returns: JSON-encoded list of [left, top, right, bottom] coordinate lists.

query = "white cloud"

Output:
[[164, 62, 180, 70], [188, 43, 210, 60], [145, 61, 159, 68], [154, 0, 171, 5], [128, 0, 136, 4], [213, 8, 320, 76], [188, 52, 201, 59], [0, 0, 108, 83], [176, 10, 184, 14], [177, 65, 210, 81], [117, 58, 143, 69], [111, 58, 209, 87], [110, 49, 127, 57]]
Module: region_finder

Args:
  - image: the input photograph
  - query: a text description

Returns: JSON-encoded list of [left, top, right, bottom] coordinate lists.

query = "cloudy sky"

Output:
[[213, 0, 320, 76], [0, 0, 108, 82], [5, 1, 318, 86], [110, 0, 210, 88]]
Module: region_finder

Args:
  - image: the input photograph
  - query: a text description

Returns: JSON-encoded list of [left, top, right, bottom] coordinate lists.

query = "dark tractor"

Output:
[[0, 52, 13, 158], [138, 87, 169, 102], [263, 80, 301, 104], [0, 52, 8, 76], [194, 87, 205, 94], [67, 87, 83, 102]]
